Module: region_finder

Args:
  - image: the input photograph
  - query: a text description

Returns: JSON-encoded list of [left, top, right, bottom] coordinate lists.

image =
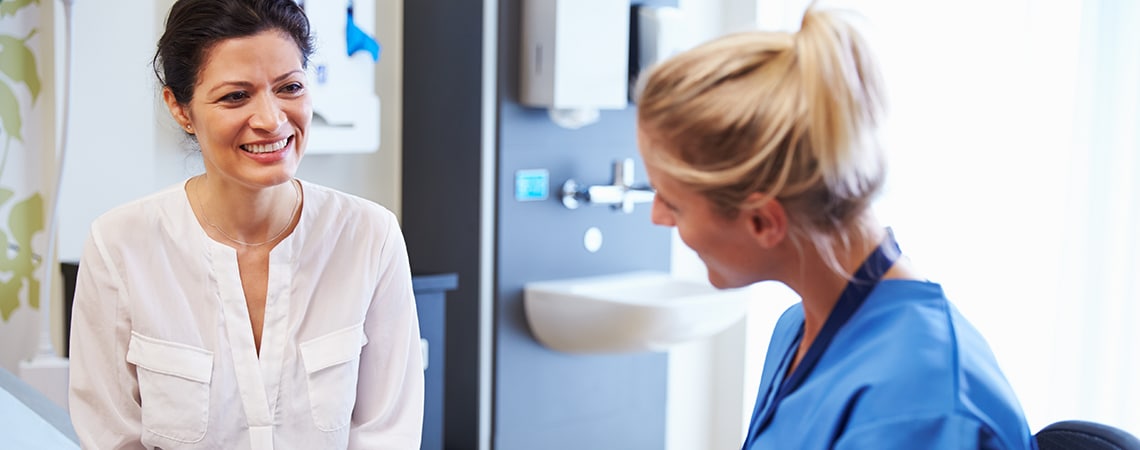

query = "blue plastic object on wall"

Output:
[[297, 0, 383, 153], [346, 1, 380, 62]]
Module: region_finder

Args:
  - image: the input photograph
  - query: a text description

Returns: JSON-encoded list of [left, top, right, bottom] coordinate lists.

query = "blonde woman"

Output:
[[635, 6, 1037, 450]]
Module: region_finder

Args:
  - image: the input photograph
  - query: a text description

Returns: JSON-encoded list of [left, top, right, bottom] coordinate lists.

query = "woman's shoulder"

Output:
[[91, 182, 188, 234], [296, 180, 398, 238], [839, 280, 983, 375], [829, 280, 1030, 439], [851, 279, 954, 340], [299, 180, 394, 219]]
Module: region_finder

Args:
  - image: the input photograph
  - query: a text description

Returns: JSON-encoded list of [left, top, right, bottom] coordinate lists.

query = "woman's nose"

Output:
[[650, 199, 675, 227], [249, 96, 287, 131]]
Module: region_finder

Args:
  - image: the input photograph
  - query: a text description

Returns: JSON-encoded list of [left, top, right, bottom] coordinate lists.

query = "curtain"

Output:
[[1052, 0, 1140, 431], [0, 0, 50, 372]]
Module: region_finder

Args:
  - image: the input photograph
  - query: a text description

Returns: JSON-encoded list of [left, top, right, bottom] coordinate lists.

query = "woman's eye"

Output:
[[280, 83, 305, 95], [220, 91, 249, 103]]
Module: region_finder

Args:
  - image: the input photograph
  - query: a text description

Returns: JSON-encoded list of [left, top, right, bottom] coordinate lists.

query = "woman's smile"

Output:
[[241, 136, 291, 154]]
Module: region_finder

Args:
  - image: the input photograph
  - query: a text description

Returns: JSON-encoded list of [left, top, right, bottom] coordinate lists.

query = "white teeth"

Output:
[[242, 137, 289, 154]]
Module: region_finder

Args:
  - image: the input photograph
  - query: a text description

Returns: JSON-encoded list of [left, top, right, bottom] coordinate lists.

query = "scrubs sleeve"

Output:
[[348, 211, 425, 450], [67, 227, 145, 449], [835, 414, 1014, 450]]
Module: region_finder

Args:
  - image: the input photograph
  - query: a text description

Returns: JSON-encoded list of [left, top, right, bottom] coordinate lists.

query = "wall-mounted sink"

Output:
[[523, 271, 750, 353]]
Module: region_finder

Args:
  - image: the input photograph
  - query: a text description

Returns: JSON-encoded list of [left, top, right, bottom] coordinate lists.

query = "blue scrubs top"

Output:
[[744, 280, 1038, 449]]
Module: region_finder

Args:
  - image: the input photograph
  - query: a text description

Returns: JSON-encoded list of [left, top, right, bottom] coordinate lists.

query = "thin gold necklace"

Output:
[[194, 176, 302, 247]]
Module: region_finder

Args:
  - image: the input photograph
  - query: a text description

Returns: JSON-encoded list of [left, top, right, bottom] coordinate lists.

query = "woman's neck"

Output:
[[780, 220, 888, 369], [193, 174, 299, 243]]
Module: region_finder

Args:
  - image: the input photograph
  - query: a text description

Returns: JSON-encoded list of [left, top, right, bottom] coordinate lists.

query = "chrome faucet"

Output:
[[561, 158, 655, 213]]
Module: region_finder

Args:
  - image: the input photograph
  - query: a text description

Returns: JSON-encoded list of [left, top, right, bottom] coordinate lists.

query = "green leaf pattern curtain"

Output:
[[0, 0, 48, 372]]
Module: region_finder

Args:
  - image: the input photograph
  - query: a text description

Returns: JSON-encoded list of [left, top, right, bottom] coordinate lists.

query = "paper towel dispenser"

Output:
[[519, 0, 631, 129], [304, 0, 382, 154], [518, 1, 687, 129], [636, 6, 688, 75]]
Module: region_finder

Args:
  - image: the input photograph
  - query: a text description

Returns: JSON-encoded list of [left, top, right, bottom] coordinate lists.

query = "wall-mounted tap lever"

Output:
[[562, 158, 655, 213]]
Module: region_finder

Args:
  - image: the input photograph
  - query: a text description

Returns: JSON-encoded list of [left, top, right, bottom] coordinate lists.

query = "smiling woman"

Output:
[[66, 1, 424, 449], [636, 4, 1038, 449], [172, 30, 309, 254]]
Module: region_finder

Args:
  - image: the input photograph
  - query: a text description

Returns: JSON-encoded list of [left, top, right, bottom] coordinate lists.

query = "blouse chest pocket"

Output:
[[300, 323, 368, 432], [126, 332, 214, 443]]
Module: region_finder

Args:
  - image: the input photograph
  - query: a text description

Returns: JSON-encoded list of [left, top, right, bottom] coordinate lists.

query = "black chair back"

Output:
[[1037, 420, 1140, 450]]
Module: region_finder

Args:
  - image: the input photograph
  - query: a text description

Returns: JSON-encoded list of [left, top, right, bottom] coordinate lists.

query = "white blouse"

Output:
[[68, 179, 424, 450]]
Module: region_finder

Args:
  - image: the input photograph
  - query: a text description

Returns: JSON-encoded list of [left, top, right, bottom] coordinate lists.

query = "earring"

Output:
[[185, 124, 193, 133]]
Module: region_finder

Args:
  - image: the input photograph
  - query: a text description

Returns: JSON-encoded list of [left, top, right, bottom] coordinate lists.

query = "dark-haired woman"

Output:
[[68, 1, 423, 448]]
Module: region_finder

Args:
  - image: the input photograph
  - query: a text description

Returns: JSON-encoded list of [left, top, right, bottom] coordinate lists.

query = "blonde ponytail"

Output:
[[794, 8, 887, 207]]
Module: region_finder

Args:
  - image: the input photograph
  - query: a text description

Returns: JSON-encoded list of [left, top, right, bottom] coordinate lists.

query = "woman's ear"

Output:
[[742, 192, 787, 249], [162, 88, 193, 133]]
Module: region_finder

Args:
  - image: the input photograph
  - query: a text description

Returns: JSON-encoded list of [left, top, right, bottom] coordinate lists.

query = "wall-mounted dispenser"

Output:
[[304, 0, 382, 154], [636, 6, 688, 74], [519, 0, 631, 129]]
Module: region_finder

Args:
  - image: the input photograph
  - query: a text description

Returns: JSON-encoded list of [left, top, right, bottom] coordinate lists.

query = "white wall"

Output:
[[56, 0, 403, 264], [847, 0, 1070, 432], [56, 1, 160, 263]]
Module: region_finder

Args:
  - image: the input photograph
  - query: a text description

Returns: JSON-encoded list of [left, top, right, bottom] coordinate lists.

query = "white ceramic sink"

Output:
[[523, 271, 750, 353]]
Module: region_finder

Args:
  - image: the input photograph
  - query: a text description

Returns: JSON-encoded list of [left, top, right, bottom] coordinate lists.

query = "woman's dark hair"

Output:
[[153, 0, 314, 105]]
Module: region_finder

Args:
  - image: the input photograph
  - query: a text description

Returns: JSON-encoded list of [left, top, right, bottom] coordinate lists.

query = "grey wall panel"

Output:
[[492, 0, 673, 447], [403, 1, 488, 449], [405, 1, 680, 448]]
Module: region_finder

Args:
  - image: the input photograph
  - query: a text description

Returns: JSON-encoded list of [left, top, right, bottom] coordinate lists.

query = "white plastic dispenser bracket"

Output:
[[547, 108, 600, 130], [304, 0, 382, 154], [519, 0, 632, 129]]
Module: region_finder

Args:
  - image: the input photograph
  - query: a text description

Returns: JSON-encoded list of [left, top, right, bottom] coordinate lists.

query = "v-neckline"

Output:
[[182, 178, 306, 426]]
